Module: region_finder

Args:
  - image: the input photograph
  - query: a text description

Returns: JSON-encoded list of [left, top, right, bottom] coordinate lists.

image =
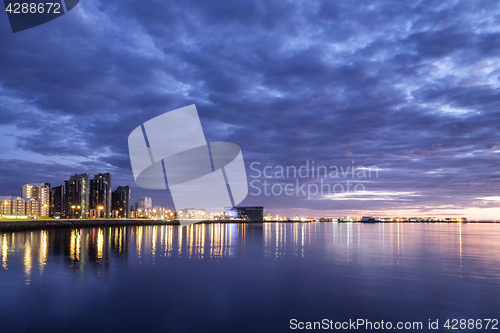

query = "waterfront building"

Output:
[[37, 183, 51, 217], [65, 173, 90, 218], [225, 206, 265, 221], [178, 208, 206, 219], [0, 196, 12, 215], [24, 197, 39, 217], [22, 183, 51, 216], [11, 197, 26, 216], [21, 184, 35, 198], [89, 173, 112, 218], [0, 196, 41, 218], [137, 197, 152, 211], [50, 185, 65, 218], [111, 185, 131, 218], [150, 207, 173, 220]]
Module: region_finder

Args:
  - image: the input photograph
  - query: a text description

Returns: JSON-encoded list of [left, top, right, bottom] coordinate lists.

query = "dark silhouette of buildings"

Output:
[[89, 173, 112, 218], [65, 173, 90, 218], [50, 185, 65, 218], [112, 186, 130, 218], [227, 207, 265, 221]]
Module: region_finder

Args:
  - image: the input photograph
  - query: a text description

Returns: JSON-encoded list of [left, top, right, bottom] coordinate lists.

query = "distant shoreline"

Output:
[[0, 219, 497, 232]]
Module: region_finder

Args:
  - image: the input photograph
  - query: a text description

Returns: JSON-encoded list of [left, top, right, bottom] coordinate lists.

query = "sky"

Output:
[[1, 0, 500, 219]]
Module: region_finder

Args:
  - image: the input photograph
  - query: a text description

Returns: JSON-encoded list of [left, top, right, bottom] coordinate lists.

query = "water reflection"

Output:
[[69, 229, 80, 261], [24, 236, 31, 284], [136, 226, 142, 259], [1, 223, 500, 283], [96, 228, 104, 261], [39, 230, 47, 273], [2, 233, 7, 269]]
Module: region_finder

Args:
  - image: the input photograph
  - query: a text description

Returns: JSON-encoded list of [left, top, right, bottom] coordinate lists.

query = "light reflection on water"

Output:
[[1, 223, 499, 282], [2, 233, 7, 269], [1, 222, 500, 332]]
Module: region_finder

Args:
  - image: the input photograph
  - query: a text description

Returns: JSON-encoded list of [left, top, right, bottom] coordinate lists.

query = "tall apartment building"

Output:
[[111, 185, 130, 218], [65, 173, 89, 218], [21, 184, 35, 199], [37, 183, 50, 217], [21, 183, 50, 217], [137, 197, 152, 211], [89, 173, 112, 218], [50, 185, 65, 218]]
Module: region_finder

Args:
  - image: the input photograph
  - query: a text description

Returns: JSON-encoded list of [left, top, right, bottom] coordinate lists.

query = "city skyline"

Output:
[[0, 171, 135, 219]]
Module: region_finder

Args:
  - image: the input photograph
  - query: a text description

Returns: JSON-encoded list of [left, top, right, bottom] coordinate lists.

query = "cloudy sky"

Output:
[[1, 0, 500, 219]]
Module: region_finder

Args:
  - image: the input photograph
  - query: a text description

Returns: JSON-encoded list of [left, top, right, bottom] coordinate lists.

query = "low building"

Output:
[[11, 197, 26, 216], [24, 197, 39, 217], [0, 196, 12, 215], [1, 196, 40, 218], [225, 206, 264, 221], [178, 208, 206, 220]]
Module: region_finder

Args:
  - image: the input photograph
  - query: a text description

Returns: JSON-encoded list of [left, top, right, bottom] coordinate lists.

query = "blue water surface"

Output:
[[1, 222, 499, 332]]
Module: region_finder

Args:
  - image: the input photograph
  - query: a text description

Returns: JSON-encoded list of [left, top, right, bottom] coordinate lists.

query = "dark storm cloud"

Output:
[[1, 0, 500, 216]]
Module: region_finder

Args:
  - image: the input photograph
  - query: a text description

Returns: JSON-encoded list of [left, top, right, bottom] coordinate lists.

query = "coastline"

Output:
[[0, 219, 497, 232], [0, 219, 179, 232]]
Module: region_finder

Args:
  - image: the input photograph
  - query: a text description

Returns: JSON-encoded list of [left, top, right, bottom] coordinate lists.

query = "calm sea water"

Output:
[[1, 223, 499, 333]]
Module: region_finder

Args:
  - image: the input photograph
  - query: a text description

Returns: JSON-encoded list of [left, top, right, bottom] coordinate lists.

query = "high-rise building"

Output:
[[89, 173, 111, 218], [36, 183, 50, 217], [21, 183, 50, 216], [50, 185, 65, 218], [137, 197, 152, 210], [65, 173, 89, 218], [112, 186, 130, 218], [21, 184, 34, 198]]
